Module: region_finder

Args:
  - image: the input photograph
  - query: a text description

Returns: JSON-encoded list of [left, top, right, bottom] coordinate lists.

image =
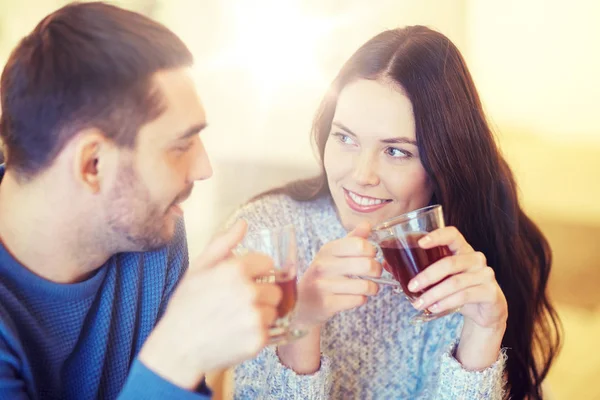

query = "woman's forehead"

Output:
[[334, 79, 416, 140]]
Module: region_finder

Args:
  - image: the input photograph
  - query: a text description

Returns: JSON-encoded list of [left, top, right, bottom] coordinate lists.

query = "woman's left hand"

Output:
[[408, 226, 508, 369], [409, 226, 508, 330]]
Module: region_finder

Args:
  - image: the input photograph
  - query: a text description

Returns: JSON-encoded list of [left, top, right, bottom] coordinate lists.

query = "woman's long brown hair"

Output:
[[261, 26, 562, 399]]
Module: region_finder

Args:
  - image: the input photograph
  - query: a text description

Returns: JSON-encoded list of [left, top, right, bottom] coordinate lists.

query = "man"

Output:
[[0, 2, 281, 399]]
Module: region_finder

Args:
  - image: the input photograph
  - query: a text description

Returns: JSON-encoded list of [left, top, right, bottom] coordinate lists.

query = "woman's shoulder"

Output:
[[237, 193, 305, 217], [227, 193, 327, 233]]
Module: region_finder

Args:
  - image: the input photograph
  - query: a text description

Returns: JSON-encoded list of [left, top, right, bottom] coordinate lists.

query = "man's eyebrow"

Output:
[[175, 123, 207, 140]]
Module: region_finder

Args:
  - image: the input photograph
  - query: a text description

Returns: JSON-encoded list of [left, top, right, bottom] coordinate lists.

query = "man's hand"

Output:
[[138, 220, 282, 389]]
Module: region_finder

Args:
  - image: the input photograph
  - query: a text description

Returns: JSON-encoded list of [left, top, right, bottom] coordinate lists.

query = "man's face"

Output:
[[105, 68, 212, 251]]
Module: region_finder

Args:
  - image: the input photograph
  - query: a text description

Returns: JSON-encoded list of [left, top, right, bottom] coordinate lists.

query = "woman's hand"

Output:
[[293, 221, 382, 328], [277, 221, 382, 374], [408, 226, 508, 370]]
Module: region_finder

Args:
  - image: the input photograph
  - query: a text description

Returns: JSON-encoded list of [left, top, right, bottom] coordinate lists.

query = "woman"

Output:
[[228, 26, 561, 399]]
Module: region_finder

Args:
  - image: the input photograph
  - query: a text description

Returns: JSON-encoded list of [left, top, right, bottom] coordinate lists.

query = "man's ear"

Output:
[[72, 129, 117, 194]]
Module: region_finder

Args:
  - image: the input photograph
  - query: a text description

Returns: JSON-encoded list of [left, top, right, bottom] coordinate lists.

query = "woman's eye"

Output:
[[334, 132, 355, 145], [385, 147, 412, 158]]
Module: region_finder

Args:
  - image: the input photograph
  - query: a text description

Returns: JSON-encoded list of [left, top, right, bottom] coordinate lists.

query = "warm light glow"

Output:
[[203, 0, 347, 106]]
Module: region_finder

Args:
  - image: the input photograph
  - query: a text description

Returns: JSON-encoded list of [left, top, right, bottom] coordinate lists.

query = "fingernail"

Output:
[[418, 236, 432, 246], [408, 280, 419, 292], [430, 303, 439, 313], [412, 298, 424, 309]]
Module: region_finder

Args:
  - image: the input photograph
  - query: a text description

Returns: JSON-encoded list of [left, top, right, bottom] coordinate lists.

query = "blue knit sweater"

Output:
[[0, 166, 210, 399]]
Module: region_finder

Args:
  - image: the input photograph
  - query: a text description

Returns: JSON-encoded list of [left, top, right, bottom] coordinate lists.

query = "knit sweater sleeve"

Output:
[[431, 344, 506, 400], [226, 195, 332, 399], [118, 360, 210, 400], [424, 316, 507, 400], [233, 347, 331, 399]]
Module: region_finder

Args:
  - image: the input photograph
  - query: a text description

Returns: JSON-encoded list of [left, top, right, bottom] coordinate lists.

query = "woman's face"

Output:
[[323, 79, 434, 231]]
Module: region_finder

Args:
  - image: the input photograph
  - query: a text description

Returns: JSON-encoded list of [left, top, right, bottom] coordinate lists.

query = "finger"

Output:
[[417, 226, 473, 254], [325, 294, 368, 314], [315, 256, 381, 277], [192, 219, 248, 271], [425, 284, 498, 315], [320, 221, 373, 258], [258, 305, 278, 328], [347, 221, 372, 239], [254, 283, 283, 307], [322, 236, 377, 258], [237, 252, 275, 279], [413, 267, 496, 311], [200, 260, 259, 305], [318, 277, 380, 296], [408, 251, 488, 292]]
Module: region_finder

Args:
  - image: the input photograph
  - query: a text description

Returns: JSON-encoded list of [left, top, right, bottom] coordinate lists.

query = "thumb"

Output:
[[347, 220, 372, 239], [191, 219, 248, 271]]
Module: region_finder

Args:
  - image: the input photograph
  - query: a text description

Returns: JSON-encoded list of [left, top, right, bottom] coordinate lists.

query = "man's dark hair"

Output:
[[0, 1, 193, 179]]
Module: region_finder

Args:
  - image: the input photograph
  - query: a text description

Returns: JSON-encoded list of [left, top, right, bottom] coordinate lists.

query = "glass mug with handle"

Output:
[[237, 224, 307, 344], [370, 205, 459, 323]]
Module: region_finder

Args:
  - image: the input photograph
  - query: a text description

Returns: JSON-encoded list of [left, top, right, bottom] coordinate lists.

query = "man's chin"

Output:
[[135, 237, 171, 252], [122, 225, 175, 252], [168, 204, 184, 218], [149, 224, 177, 250]]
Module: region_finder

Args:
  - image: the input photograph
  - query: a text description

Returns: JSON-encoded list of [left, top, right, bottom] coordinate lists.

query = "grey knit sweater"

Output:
[[228, 194, 506, 399]]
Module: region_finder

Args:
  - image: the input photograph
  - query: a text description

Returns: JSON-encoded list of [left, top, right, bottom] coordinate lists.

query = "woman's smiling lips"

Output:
[[343, 188, 392, 213]]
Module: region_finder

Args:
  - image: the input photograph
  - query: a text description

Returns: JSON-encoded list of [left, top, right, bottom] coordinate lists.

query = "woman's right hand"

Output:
[[276, 221, 381, 374], [294, 221, 382, 328]]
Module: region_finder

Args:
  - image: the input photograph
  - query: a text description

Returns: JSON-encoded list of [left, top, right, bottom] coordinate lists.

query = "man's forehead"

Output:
[[137, 68, 206, 144], [153, 67, 195, 90], [155, 69, 206, 121], [153, 68, 204, 107]]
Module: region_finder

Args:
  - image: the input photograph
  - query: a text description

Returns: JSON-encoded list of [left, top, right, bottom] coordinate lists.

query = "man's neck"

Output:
[[0, 170, 111, 283]]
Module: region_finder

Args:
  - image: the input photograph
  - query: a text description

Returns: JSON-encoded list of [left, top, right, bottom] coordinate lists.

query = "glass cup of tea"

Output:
[[371, 205, 458, 323], [240, 224, 307, 345]]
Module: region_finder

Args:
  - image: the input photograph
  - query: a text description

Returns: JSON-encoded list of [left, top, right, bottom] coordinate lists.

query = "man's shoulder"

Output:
[[0, 297, 23, 365], [123, 218, 189, 317]]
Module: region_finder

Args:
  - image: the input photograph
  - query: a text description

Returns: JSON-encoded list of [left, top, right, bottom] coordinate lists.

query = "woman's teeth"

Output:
[[348, 191, 387, 206]]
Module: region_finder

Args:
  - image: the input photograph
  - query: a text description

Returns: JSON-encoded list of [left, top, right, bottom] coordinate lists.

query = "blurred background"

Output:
[[1, 0, 599, 398]]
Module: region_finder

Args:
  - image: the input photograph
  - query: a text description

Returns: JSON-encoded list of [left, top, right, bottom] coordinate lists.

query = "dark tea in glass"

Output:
[[241, 225, 306, 344], [275, 273, 297, 318], [379, 233, 451, 298], [256, 270, 297, 319], [371, 205, 457, 323]]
